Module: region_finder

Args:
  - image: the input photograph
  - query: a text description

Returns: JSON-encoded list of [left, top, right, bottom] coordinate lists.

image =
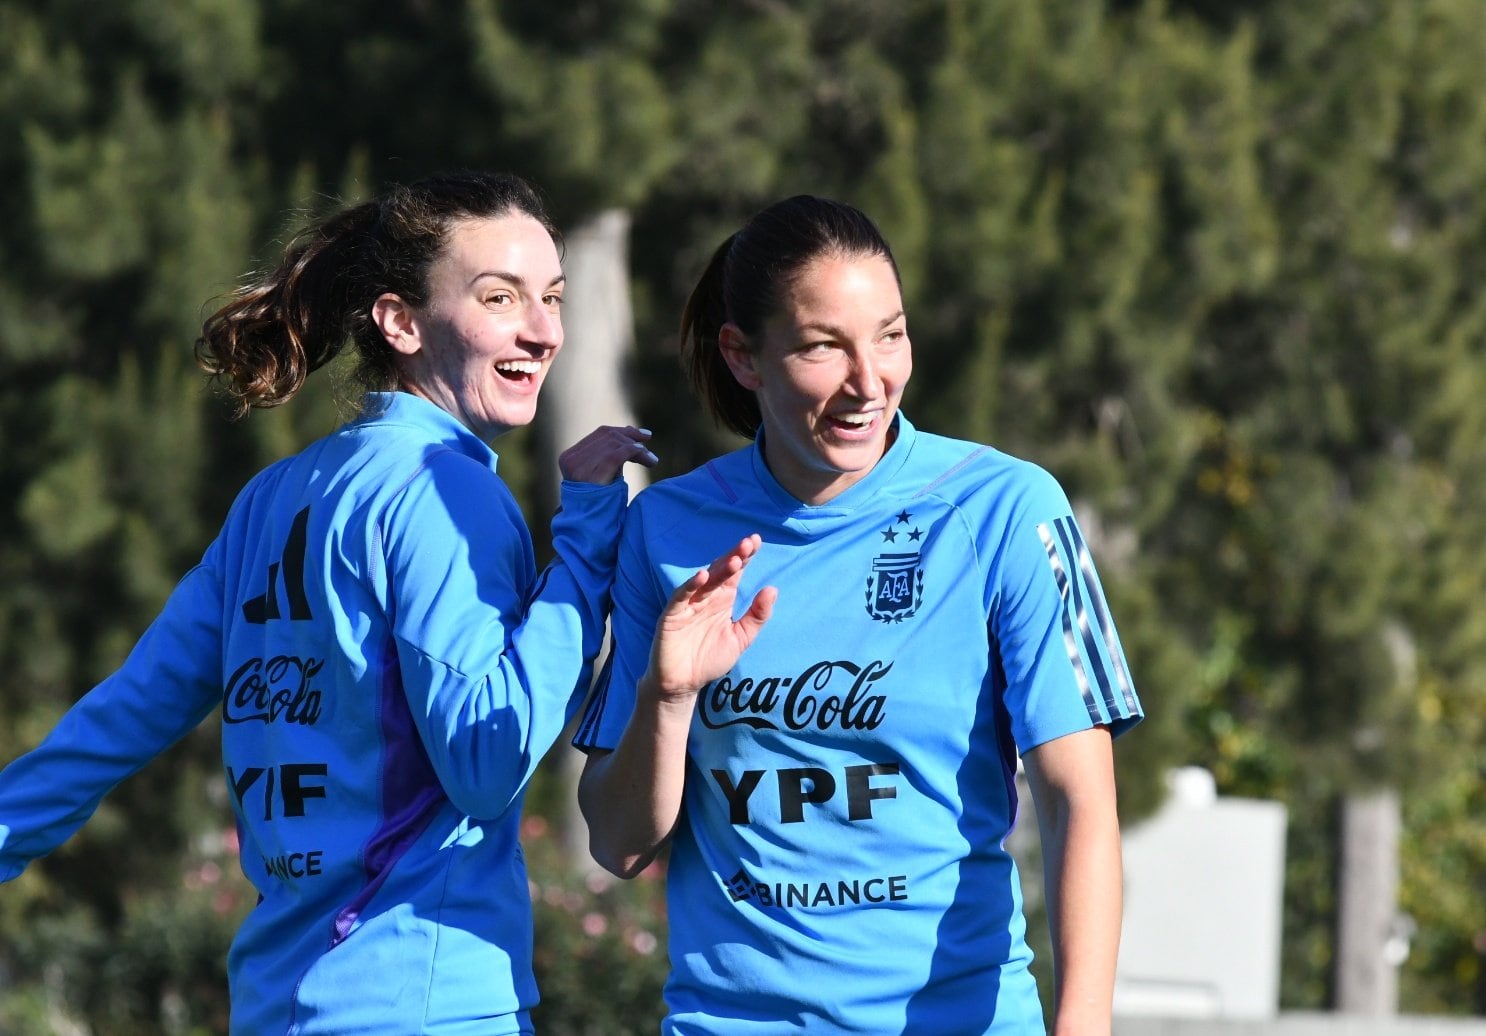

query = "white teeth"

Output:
[[496, 360, 542, 374], [836, 412, 875, 426]]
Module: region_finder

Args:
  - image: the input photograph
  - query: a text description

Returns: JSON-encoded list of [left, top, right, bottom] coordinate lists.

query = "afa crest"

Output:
[[865, 510, 925, 623]]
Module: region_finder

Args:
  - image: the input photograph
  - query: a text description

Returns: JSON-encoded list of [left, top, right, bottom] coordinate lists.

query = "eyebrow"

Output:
[[469, 270, 567, 291], [797, 309, 905, 336]]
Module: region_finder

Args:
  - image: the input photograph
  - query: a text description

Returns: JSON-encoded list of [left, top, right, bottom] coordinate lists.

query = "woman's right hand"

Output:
[[559, 425, 658, 484], [645, 535, 776, 703]]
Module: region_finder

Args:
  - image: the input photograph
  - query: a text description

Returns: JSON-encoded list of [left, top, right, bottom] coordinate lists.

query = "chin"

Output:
[[494, 402, 540, 429]]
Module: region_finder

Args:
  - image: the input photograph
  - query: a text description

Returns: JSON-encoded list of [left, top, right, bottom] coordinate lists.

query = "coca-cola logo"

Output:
[[698, 659, 890, 732], [223, 655, 325, 725]]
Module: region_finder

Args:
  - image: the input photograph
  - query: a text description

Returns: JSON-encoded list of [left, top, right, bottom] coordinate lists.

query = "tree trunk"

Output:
[[1334, 788, 1403, 1014], [535, 208, 648, 872]]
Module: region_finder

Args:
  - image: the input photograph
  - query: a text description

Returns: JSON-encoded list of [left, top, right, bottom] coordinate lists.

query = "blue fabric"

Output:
[[576, 414, 1143, 1035], [0, 391, 625, 1035]]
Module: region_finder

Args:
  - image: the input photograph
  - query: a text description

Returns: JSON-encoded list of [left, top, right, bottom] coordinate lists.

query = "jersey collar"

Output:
[[748, 412, 918, 518]]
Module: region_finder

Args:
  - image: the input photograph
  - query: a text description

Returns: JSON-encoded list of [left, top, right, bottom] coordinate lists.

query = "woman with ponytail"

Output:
[[0, 170, 659, 1034], [574, 195, 1144, 1035]]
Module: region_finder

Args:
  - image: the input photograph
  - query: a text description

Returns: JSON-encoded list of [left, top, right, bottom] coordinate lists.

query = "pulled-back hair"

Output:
[[679, 195, 900, 439], [196, 170, 556, 418]]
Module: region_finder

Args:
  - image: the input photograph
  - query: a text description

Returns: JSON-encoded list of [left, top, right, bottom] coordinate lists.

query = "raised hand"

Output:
[[558, 425, 658, 484], [646, 535, 776, 703]]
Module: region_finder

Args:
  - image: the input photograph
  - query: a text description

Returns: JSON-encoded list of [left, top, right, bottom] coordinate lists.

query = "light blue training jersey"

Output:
[[0, 391, 626, 1035], [576, 414, 1143, 1035]]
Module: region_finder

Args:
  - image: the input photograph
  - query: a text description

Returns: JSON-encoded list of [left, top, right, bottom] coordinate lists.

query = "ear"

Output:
[[372, 293, 421, 356], [718, 322, 761, 391]]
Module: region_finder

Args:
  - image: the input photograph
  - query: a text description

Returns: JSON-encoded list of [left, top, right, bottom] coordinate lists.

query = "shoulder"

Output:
[[324, 405, 505, 504], [907, 430, 1070, 518], [381, 446, 518, 540], [219, 452, 310, 531], [339, 392, 505, 491], [628, 445, 753, 520], [319, 413, 520, 541]]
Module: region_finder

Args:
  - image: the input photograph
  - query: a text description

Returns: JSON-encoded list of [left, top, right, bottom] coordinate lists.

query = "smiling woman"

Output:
[[0, 170, 657, 1035], [575, 195, 1145, 1036]]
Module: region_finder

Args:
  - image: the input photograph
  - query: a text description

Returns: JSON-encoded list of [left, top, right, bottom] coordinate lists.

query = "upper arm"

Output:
[[984, 465, 1143, 753], [379, 451, 532, 674], [1022, 726, 1117, 809]]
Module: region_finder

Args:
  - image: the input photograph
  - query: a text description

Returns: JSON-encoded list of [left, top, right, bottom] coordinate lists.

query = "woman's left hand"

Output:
[[559, 425, 658, 484]]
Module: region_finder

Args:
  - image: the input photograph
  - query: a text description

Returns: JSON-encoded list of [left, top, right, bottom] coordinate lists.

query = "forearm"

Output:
[[1023, 728, 1123, 1036], [578, 679, 695, 878], [398, 477, 625, 818], [528, 480, 628, 676], [0, 564, 223, 878], [1039, 797, 1124, 1035], [578, 532, 774, 878]]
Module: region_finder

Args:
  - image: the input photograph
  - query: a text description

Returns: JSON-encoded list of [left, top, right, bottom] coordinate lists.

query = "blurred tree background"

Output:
[[1, 0, 1484, 1031]]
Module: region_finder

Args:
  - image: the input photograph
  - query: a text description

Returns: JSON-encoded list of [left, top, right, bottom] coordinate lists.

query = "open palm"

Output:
[[647, 534, 777, 701]]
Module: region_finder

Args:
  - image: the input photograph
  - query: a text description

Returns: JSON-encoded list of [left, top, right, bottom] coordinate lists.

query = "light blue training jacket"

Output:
[[0, 391, 626, 1034]]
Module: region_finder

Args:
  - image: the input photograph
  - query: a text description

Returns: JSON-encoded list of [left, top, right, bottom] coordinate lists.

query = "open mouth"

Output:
[[827, 411, 879, 434], [495, 359, 543, 384]]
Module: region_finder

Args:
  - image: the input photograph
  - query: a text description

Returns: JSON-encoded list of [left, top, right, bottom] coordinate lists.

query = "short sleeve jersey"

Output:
[[575, 415, 1142, 1036]]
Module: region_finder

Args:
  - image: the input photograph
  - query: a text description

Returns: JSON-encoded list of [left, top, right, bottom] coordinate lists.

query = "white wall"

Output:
[[1115, 768, 1288, 1021]]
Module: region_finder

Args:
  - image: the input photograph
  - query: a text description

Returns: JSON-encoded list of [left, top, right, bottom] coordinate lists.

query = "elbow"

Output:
[[590, 847, 637, 880], [449, 788, 519, 822], [591, 844, 656, 881], [579, 798, 660, 880], [582, 825, 626, 877], [576, 752, 669, 879], [611, 839, 664, 881], [442, 760, 527, 822], [583, 821, 658, 880]]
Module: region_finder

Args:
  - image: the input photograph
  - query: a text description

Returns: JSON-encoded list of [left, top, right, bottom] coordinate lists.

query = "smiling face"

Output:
[[721, 253, 911, 505], [380, 213, 565, 440]]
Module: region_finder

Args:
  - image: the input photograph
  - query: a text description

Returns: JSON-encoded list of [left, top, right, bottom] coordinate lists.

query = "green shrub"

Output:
[[524, 815, 670, 1036]]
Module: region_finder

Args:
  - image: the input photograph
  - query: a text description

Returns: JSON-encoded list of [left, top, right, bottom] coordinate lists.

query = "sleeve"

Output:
[[380, 450, 627, 820], [985, 464, 1143, 753], [0, 550, 226, 882], [571, 498, 665, 753]]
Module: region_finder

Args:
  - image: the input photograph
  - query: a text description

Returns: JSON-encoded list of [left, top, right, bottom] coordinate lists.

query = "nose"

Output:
[[843, 347, 881, 399], [524, 299, 563, 352]]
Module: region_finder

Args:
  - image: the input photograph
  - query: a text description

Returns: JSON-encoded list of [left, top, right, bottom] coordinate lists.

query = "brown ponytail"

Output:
[[679, 233, 761, 439], [196, 203, 378, 417], [195, 170, 556, 419]]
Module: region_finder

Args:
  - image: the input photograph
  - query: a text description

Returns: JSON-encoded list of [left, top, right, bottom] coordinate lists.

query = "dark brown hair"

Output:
[[196, 170, 555, 418], [679, 195, 900, 439]]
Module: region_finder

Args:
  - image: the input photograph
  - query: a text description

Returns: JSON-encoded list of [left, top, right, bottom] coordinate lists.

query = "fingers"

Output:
[[559, 425, 659, 482], [625, 426, 658, 466], [734, 585, 777, 645], [691, 535, 760, 592], [748, 585, 778, 622], [706, 534, 758, 578], [629, 436, 660, 467], [671, 535, 765, 609]]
